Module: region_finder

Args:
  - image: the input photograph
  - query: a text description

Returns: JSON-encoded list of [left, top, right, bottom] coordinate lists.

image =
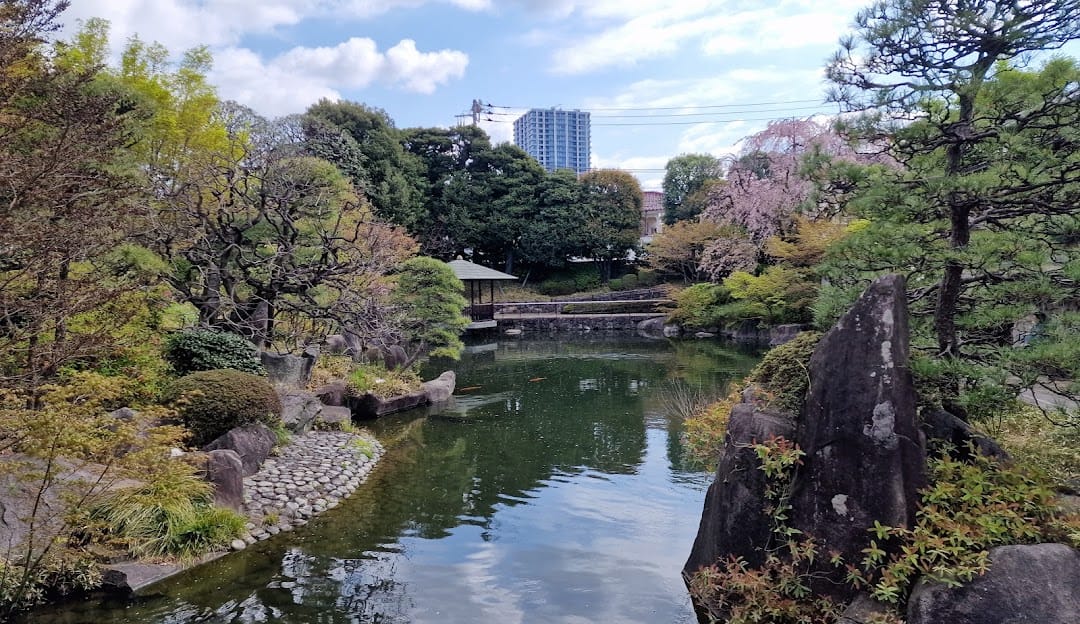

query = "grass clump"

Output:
[[987, 402, 1080, 489], [682, 332, 821, 466], [308, 354, 355, 390], [167, 369, 282, 446], [352, 436, 376, 459], [88, 468, 245, 560], [680, 386, 742, 464], [346, 364, 422, 400]]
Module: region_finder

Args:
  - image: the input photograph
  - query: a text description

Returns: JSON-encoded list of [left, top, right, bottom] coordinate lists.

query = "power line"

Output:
[[484, 98, 824, 112], [479, 104, 830, 119], [479, 111, 835, 126], [590, 112, 835, 126]]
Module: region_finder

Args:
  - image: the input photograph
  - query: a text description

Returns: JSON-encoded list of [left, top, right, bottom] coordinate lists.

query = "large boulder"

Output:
[[315, 380, 348, 407], [636, 316, 667, 338], [790, 274, 927, 595], [907, 543, 1080, 624], [202, 423, 277, 476], [382, 345, 409, 370], [769, 323, 809, 346], [201, 449, 244, 512], [260, 346, 318, 388], [839, 594, 892, 624], [348, 389, 428, 419], [684, 402, 797, 575], [422, 371, 456, 403], [276, 388, 323, 434], [314, 405, 352, 430], [324, 334, 351, 355]]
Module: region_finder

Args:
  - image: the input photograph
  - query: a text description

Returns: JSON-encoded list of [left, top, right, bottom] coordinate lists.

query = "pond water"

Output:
[[27, 336, 759, 624]]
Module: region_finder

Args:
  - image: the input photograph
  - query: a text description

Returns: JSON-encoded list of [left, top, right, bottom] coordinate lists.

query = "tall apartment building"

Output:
[[513, 108, 591, 174]]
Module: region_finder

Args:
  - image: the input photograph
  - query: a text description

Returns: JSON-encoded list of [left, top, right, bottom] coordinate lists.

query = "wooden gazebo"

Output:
[[447, 258, 517, 329]]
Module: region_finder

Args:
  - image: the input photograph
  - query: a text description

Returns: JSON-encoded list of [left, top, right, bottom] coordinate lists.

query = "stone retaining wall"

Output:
[[501, 316, 648, 333]]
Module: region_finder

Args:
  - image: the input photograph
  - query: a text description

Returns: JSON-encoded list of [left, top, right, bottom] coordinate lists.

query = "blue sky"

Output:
[[60, 1, 909, 190]]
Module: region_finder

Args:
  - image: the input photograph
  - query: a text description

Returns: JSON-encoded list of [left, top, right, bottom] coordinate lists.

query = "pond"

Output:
[[26, 336, 760, 624]]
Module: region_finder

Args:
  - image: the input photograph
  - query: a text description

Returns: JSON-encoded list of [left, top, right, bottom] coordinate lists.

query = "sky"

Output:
[[60, 1, 891, 190]]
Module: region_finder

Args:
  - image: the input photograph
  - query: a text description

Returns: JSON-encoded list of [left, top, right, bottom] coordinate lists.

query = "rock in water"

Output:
[[907, 544, 1080, 624], [791, 274, 927, 593], [422, 371, 457, 403], [683, 403, 797, 576]]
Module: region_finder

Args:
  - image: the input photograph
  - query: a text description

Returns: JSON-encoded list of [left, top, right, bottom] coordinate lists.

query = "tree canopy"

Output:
[[662, 153, 725, 224], [823, 0, 1080, 415]]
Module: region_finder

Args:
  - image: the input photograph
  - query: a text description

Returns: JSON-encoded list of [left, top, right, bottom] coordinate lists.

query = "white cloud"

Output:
[[212, 48, 343, 117], [533, 0, 868, 75], [64, 0, 520, 51], [384, 40, 469, 94], [212, 39, 468, 116]]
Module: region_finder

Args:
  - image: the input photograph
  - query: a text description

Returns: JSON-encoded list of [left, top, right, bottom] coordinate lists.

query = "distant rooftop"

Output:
[[447, 258, 518, 281]]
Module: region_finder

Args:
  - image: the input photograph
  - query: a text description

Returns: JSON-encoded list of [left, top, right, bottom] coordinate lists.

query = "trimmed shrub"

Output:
[[573, 271, 601, 291], [539, 279, 576, 296], [167, 369, 282, 446], [637, 268, 659, 287], [608, 277, 625, 290], [164, 329, 264, 376]]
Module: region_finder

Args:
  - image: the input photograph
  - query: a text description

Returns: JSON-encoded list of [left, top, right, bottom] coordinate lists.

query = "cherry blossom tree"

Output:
[[702, 118, 865, 242]]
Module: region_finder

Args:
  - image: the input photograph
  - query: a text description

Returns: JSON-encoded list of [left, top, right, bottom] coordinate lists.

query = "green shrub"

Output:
[[0, 553, 102, 613], [723, 266, 816, 324], [164, 329, 264, 376], [573, 271, 601, 291], [669, 283, 732, 328], [539, 279, 576, 296], [607, 277, 625, 290], [167, 369, 281, 446], [745, 331, 822, 413], [637, 268, 659, 287]]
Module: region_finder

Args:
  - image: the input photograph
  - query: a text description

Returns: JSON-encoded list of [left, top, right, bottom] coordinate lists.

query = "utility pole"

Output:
[[470, 99, 483, 126]]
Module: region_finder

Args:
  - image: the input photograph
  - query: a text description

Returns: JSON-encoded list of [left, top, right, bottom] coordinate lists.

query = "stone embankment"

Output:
[[239, 430, 382, 544], [103, 428, 384, 592]]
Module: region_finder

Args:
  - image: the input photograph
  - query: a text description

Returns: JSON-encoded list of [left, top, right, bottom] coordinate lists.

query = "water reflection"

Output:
[[24, 337, 758, 624]]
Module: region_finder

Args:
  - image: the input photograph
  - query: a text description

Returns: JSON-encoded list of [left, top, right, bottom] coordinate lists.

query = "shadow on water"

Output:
[[22, 336, 759, 624]]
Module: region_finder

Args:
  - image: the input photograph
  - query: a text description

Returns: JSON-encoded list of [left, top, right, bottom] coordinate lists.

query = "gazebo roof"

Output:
[[447, 258, 518, 281]]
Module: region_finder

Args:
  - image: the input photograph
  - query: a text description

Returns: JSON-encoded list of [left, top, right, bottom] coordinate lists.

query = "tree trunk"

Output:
[[935, 92, 975, 359], [199, 265, 223, 326]]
